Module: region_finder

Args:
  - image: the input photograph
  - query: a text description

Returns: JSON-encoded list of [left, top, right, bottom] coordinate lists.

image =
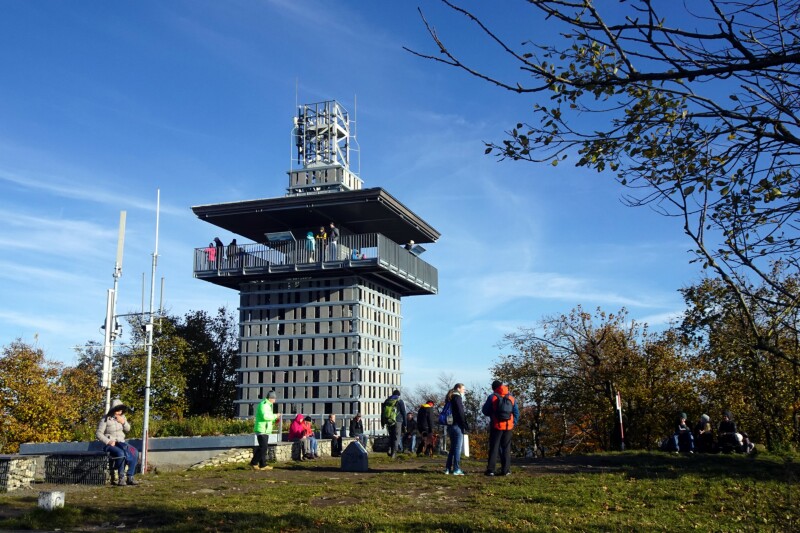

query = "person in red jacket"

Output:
[[482, 380, 520, 476]]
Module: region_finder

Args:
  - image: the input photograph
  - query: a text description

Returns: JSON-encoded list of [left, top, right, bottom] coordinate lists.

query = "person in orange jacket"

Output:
[[482, 380, 520, 476]]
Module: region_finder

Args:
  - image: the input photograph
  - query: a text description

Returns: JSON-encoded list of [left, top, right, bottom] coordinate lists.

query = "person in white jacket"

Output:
[[96, 398, 138, 486]]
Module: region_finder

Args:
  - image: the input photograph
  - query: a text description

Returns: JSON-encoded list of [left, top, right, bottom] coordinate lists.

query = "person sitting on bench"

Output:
[[96, 398, 138, 486]]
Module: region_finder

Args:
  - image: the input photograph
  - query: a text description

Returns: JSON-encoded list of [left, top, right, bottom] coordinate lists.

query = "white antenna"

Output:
[[142, 189, 160, 474], [101, 211, 126, 413]]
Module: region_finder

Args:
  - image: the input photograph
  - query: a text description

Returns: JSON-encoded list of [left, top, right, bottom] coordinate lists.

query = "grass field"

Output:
[[0, 451, 797, 531]]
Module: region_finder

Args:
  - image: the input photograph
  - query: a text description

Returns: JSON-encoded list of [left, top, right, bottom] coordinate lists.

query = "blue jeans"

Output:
[[673, 431, 694, 452], [446, 425, 464, 472], [404, 433, 417, 453], [105, 443, 138, 479]]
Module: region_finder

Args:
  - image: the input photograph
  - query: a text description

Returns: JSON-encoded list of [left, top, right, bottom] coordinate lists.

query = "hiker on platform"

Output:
[[381, 389, 407, 458], [482, 380, 519, 477]]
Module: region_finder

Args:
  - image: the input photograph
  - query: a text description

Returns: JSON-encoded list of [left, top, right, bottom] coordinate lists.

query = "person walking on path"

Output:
[[381, 389, 407, 458], [250, 391, 280, 471], [482, 380, 519, 476], [444, 383, 469, 476]]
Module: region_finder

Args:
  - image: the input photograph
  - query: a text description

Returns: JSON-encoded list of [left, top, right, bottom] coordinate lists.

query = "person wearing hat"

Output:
[[672, 412, 694, 453], [250, 391, 280, 470], [96, 398, 138, 486], [305, 232, 315, 262], [482, 380, 519, 476], [288, 414, 316, 460]]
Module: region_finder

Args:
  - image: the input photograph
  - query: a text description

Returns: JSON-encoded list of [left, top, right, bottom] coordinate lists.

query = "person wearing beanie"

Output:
[[694, 414, 714, 453], [250, 391, 280, 471], [672, 412, 694, 453], [96, 398, 138, 486], [482, 380, 519, 476], [381, 389, 407, 458]]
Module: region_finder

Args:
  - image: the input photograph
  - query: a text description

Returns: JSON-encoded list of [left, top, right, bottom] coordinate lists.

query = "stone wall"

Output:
[[188, 437, 384, 470], [0, 455, 36, 492]]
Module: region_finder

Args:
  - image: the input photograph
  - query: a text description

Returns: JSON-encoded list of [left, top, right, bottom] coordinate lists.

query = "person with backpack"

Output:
[[381, 389, 406, 458], [482, 380, 519, 476], [444, 383, 470, 476], [416, 399, 436, 456]]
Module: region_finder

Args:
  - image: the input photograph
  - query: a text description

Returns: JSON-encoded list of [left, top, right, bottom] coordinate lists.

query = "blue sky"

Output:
[[0, 0, 700, 391]]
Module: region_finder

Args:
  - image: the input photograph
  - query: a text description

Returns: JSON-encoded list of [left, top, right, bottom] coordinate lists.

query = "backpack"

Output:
[[495, 393, 514, 422], [438, 400, 453, 425], [383, 399, 399, 426]]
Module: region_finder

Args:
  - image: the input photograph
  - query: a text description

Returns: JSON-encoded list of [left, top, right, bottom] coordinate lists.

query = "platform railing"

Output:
[[194, 232, 437, 292]]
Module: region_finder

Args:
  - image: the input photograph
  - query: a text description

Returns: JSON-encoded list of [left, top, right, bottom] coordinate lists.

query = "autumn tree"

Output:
[[0, 341, 75, 452], [681, 277, 800, 450], [410, 0, 800, 367], [495, 307, 697, 453]]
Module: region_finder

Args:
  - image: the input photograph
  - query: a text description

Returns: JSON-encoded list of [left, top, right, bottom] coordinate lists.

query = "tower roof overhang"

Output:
[[191, 187, 440, 244]]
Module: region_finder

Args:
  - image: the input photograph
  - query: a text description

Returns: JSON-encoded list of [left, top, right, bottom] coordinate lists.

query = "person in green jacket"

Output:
[[250, 391, 280, 470]]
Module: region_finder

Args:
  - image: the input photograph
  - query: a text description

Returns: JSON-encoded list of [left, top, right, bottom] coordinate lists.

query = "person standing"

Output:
[[381, 389, 407, 458], [96, 398, 138, 486], [322, 414, 343, 456], [482, 381, 519, 476], [250, 391, 279, 471], [403, 412, 417, 453], [315, 226, 327, 261], [415, 399, 436, 456], [444, 383, 469, 476], [328, 222, 340, 260]]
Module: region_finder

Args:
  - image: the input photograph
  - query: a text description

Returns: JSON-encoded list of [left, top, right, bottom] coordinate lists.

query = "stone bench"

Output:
[[0, 455, 37, 492], [44, 451, 110, 485]]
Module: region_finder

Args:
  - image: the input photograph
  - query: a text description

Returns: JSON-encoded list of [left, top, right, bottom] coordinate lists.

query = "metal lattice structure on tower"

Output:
[[289, 100, 362, 195]]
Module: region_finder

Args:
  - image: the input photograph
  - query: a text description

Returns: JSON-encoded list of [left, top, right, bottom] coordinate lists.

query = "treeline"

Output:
[[494, 279, 800, 456], [0, 307, 238, 453]]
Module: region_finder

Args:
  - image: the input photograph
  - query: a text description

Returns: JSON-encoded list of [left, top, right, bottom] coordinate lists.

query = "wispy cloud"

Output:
[[0, 167, 184, 215], [463, 270, 654, 315], [635, 310, 685, 328]]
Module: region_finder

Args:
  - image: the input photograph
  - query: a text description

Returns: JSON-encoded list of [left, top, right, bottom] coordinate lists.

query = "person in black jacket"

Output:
[[349, 413, 367, 448], [403, 412, 417, 453], [416, 399, 436, 456], [444, 383, 469, 476], [322, 414, 342, 456]]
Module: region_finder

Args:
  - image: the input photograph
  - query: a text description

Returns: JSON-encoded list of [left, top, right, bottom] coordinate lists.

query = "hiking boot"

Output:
[[251, 464, 260, 470], [117, 478, 127, 486], [259, 465, 273, 471], [502, 471, 511, 476], [126, 477, 138, 486], [484, 471, 495, 477], [452, 469, 465, 476]]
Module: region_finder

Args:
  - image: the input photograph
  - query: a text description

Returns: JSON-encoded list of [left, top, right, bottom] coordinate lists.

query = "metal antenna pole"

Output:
[[101, 211, 126, 413], [141, 190, 160, 473]]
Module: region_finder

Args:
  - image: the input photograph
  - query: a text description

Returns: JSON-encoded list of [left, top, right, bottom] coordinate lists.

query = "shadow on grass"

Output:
[[0, 503, 479, 532], [515, 452, 799, 482]]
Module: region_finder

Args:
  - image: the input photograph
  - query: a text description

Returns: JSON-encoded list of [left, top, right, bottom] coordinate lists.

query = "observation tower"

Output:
[[191, 101, 440, 431]]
